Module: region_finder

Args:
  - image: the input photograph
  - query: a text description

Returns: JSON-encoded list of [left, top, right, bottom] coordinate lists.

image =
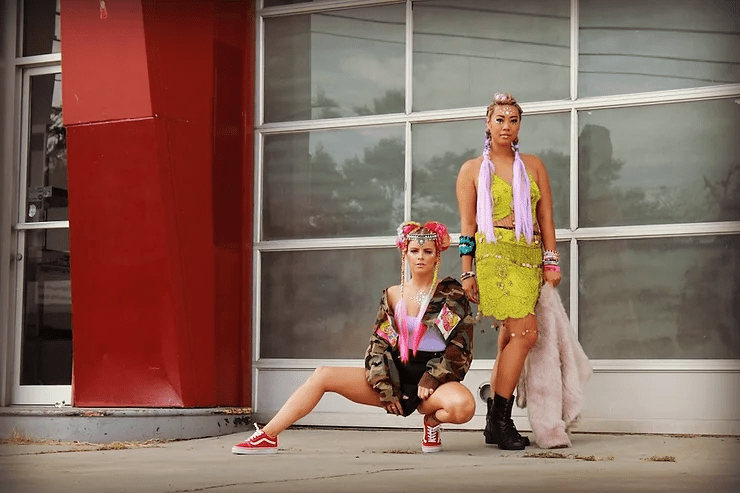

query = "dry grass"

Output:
[[1, 429, 167, 451], [524, 451, 614, 461], [642, 455, 676, 462], [0, 430, 62, 445]]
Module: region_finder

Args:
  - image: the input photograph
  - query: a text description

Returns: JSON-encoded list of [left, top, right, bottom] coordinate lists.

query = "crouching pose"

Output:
[[232, 221, 476, 455]]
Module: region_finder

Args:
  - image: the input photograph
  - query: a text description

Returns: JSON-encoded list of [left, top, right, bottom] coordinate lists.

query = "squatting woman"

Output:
[[232, 221, 476, 455]]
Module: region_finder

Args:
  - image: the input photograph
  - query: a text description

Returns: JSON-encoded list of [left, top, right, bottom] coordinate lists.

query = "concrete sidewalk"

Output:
[[1, 428, 738, 493]]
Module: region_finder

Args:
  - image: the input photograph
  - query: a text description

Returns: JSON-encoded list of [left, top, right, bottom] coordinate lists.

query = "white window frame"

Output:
[[8, 21, 69, 405]]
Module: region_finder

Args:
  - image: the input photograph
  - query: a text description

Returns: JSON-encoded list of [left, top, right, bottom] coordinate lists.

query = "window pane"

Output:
[[579, 235, 740, 359], [23, 0, 61, 57], [260, 248, 398, 359], [21, 228, 72, 385], [413, 0, 570, 112], [579, 99, 740, 228], [412, 112, 570, 232], [25, 73, 67, 223], [579, 0, 740, 97], [264, 5, 405, 122], [263, 126, 405, 240]]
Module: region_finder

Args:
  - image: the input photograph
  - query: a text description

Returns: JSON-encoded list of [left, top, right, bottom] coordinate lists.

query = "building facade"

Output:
[[1, 0, 739, 435]]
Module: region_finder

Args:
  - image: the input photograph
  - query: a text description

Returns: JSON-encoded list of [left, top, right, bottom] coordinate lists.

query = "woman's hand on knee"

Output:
[[418, 385, 434, 401], [383, 398, 403, 415]]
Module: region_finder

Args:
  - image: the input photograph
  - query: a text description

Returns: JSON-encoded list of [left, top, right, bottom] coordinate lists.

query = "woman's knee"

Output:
[[445, 392, 476, 424], [307, 366, 333, 390]]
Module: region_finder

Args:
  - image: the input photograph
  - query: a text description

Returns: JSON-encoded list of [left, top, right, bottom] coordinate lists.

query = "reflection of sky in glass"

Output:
[[413, 0, 570, 111], [579, 0, 740, 96], [580, 99, 740, 190], [310, 8, 405, 117], [310, 125, 402, 166]]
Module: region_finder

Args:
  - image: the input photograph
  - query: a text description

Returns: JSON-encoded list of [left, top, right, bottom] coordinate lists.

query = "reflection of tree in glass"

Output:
[[579, 124, 626, 226], [353, 89, 404, 116], [703, 166, 740, 221], [292, 136, 404, 238], [578, 124, 739, 358], [47, 107, 66, 173], [412, 149, 477, 228], [340, 136, 404, 234], [313, 89, 342, 119], [581, 123, 739, 225], [537, 149, 569, 227], [312, 88, 404, 118]]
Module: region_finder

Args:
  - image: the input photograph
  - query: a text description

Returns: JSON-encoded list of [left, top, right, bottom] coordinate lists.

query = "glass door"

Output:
[[12, 65, 71, 405]]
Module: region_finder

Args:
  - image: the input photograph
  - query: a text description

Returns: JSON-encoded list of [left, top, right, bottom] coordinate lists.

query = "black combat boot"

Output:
[[485, 395, 530, 446], [484, 396, 498, 444], [492, 393, 526, 450]]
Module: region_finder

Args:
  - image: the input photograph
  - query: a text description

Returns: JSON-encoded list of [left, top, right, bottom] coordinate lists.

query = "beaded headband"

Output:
[[395, 221, 450, 253], [407, 232, 436, 247]]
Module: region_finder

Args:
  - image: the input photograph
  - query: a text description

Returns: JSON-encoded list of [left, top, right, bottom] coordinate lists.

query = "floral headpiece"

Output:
[[396, 221, 450, 253]]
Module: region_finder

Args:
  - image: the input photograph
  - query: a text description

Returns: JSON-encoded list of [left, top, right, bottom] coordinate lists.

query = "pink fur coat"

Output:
[[516, 284, 592, 448]]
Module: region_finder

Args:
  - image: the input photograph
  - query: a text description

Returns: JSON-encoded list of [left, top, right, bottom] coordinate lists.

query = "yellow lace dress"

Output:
[[475, 174, 543, 319]]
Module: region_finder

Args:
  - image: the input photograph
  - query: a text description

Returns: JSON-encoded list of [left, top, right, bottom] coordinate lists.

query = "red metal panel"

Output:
[[60, 0, 153, 125], [62, 0, 255, 407], [67, 118, 186, 407]]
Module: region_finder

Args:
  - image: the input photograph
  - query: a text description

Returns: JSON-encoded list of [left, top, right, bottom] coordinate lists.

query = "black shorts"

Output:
[[391, 350, 444, 417]]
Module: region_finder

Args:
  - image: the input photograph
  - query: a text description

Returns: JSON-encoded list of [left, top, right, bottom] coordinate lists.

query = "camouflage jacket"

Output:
[[364, 277, 475, 403]]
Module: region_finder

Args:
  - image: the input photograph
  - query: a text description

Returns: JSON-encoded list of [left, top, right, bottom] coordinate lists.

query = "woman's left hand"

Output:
[[544, 270, 561, 287], [418, 386, 434, 400]]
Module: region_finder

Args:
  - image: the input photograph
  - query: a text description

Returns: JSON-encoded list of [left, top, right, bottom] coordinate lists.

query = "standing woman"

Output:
[[232, 221, 476, 455], [456, 93, 561, 450]]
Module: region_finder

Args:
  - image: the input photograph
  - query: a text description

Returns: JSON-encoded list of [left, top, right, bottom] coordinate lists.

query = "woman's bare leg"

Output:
[[488, 324, 508, 395], [494, 314, 538, 399], [417, 382, 476, 426], [262, 367, 382, 437]]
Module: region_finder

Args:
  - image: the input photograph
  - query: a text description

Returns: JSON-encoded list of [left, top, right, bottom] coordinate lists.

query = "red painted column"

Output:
[[60, 0, 253, 407]]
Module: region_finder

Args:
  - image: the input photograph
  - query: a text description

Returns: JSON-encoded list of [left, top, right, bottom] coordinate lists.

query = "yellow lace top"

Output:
[[476, 172, 543, 319], [491, 173, 541, 222]]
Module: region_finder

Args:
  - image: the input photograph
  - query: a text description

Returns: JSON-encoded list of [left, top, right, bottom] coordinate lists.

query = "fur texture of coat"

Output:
[[516, 284, 592, 448]]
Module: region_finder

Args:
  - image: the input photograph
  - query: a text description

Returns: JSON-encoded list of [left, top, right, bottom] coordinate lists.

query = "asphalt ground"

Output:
[[1, 427, 738, 493]]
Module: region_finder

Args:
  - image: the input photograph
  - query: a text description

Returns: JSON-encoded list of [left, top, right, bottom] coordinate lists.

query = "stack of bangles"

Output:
[[460, 271, 476, 282], [543, 249, 560, 273], [458, 235, 476, 257]]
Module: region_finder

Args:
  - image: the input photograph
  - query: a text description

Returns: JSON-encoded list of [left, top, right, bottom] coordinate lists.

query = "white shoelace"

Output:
[[248, 423, 263, 440], [425, 423, 440, 442]]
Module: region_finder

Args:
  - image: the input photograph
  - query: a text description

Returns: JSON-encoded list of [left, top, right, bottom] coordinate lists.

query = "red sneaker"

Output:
[[421, 417, 442, 453], [231, 425, 278, 455]]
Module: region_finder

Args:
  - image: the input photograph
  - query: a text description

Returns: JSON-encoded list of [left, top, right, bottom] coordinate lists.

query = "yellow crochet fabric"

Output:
[[476, 229, 543, 319], [491, 173, 540, 221]]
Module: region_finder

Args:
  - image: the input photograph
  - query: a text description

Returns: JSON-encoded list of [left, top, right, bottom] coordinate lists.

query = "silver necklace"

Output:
[[409, 283, 433, 306]]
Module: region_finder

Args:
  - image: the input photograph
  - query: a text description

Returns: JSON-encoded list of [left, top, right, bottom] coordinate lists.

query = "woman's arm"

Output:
[[531, 155, 561, 287], [456, 158, 481, 302]]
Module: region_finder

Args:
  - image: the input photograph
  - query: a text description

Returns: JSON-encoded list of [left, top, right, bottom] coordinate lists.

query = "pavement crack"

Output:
[[168, 467, 418, 492]]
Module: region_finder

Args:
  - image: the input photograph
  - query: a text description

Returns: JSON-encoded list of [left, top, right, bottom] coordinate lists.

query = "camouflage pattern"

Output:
[[364, 277, 475, 403]]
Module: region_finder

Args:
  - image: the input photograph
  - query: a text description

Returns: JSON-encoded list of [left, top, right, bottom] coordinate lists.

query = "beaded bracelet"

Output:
[[459, 235, 476, 257], [460, 271, 476, 281], [543, 250, 560, 260]]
